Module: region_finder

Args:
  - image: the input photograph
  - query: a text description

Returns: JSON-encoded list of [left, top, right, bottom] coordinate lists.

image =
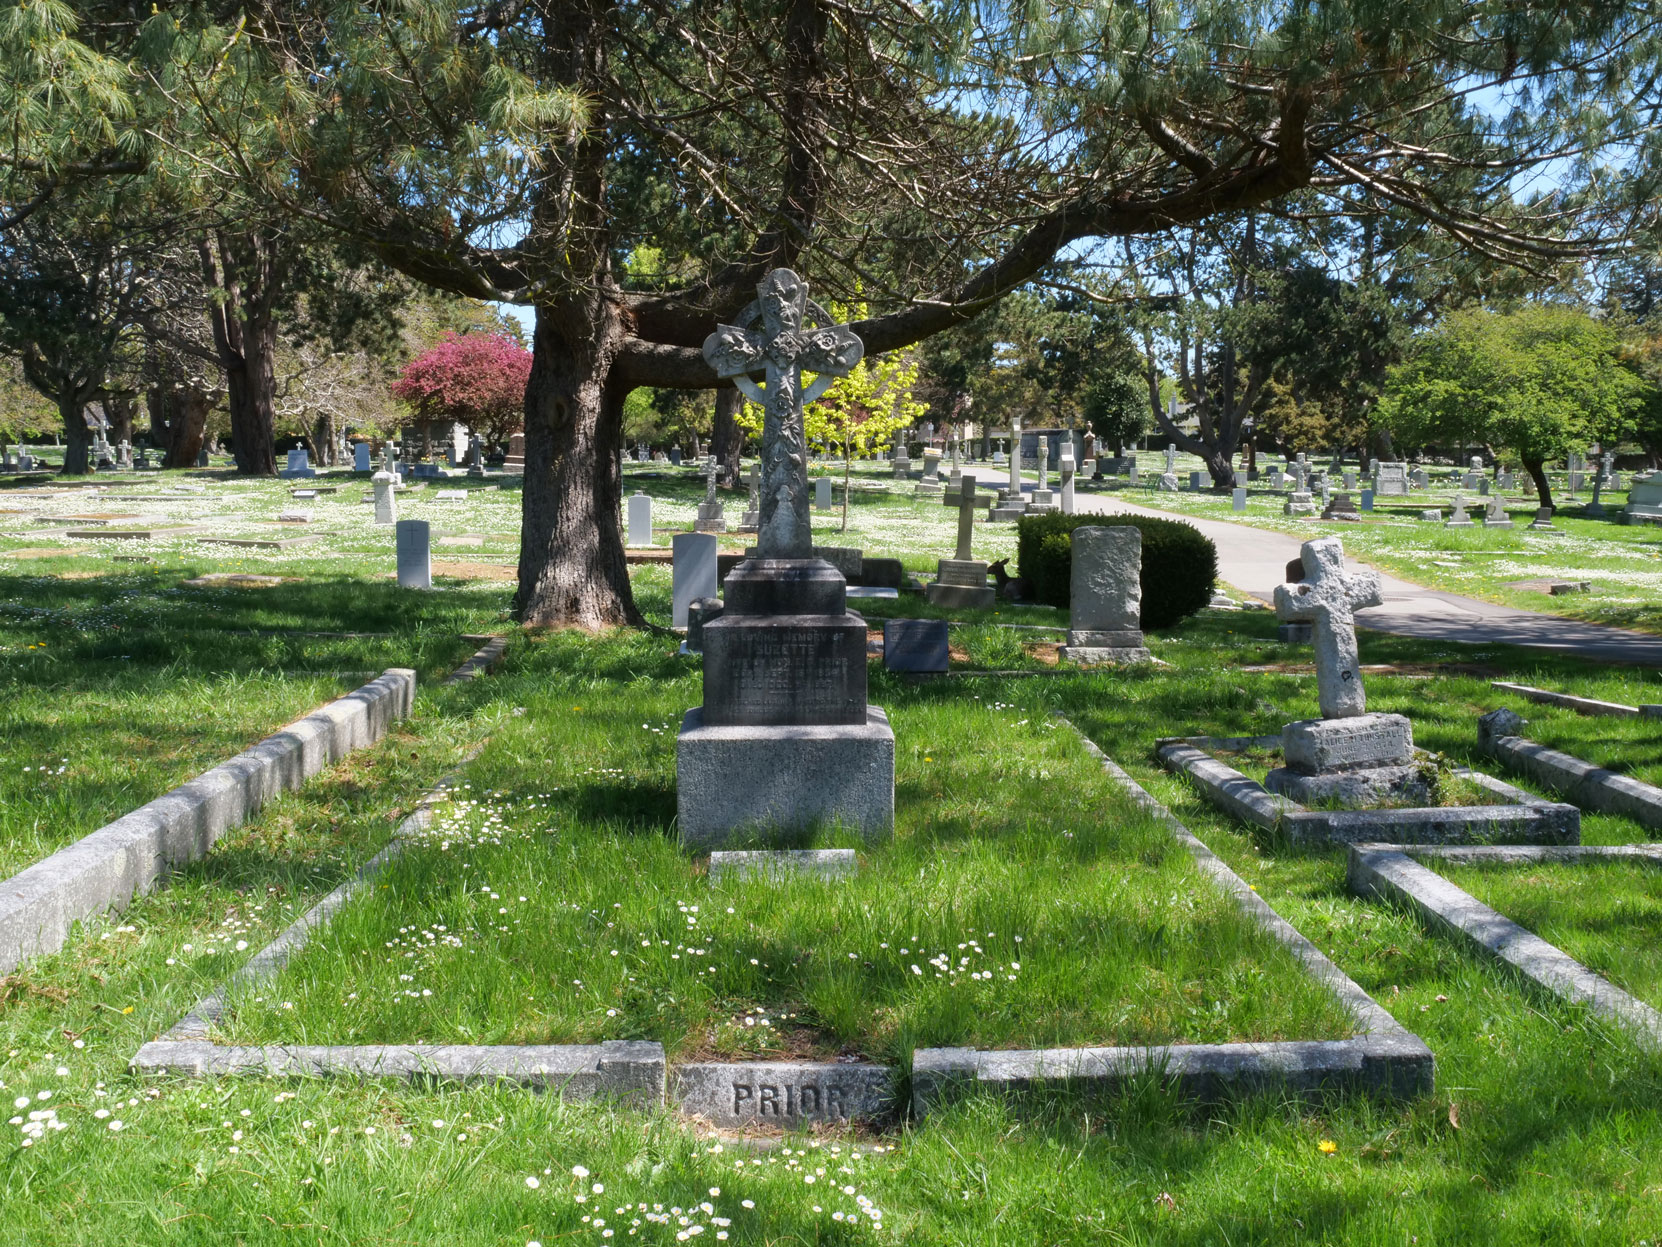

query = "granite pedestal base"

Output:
[[1264, 713, 1424, 808], [677, 707, 895, 851], [925, 559, 995, 610], [1059, 629, 1151, 665], [1266, 764, 1431, 808]]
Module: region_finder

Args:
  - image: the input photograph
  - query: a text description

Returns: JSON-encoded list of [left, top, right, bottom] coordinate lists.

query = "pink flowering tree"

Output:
[[391, 331, 532, 453]]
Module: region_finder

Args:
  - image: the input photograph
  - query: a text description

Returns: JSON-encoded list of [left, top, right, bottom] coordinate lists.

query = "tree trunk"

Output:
[[709, 386, 743, 483], [1525, 457, 1554, 512], [105, 397, 135, 450], [201, 231, 281, 477], [515, 301, 642, 630], [226, 302, 278, 475], [154, 387, 211, 469], [58, 394, 91, 475], [311, 413, 336, 467]]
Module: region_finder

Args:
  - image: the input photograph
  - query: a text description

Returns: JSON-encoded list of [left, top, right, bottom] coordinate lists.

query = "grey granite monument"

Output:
[[395, 520, 431, 590], [739, 461, 761, 532], [925, 478, 995, 610], [1059, 441, 1077, 513], [695, 457, 727, 532], [1267, 537, 1423, 806], [372, 451, 398, 526], [627, 490, 653, 547], [680, 269, 893, 850], [1058, 526, 1151, 665]]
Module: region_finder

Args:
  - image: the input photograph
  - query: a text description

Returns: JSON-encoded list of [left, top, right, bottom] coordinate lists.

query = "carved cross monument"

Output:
[[1272, 536, 1383, 718], [703, 270, 864, 558]]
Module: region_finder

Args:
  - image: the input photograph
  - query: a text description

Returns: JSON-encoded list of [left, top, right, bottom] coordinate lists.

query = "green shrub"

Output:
[[1015, 512, 1217, 629]]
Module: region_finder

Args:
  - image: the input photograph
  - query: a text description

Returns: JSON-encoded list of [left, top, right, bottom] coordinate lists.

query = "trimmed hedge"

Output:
[[1015, 512, 1217, 629]]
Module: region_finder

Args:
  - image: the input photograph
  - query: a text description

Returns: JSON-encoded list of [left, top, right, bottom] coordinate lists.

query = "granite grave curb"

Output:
[[1477, 708, 1662, 830], [1155, 737, 1580, 847], [130, 651, 670, 1107], [1346, 842, 1662, 1052], [0, 667, 415, 976], [910, 721, 1434, 1117], [1490, 680, 1662, 720]]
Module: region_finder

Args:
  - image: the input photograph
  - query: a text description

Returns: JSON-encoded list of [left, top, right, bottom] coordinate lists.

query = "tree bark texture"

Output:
[[58, 394, 92, 475], [201, 232, 280, 476], [151, 386, 212, 469], [1525, 457, 1554, 512], [709, 386, 743, 484], [515, 300, 642, 630]]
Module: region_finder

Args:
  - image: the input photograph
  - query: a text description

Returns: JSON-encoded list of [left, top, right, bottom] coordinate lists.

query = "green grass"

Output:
[[1438, 858, 1662, 1008], [8, 466, 1662, 1242], [218, 632, 1354, 1059]]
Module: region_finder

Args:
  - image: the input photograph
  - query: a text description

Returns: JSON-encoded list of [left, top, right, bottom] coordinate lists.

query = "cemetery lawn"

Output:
[[1437, 857, 1662, 1009], [0, 565, 501, 876], [1101, 474, 1662, 634], [217, 627, 1354, 1057]]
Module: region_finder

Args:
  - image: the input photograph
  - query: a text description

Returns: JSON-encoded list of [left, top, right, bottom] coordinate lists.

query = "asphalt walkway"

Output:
[[1059, 487, 1662, 666]]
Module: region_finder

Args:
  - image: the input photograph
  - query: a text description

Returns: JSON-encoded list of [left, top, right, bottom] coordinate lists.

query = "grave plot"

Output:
[[1348, 844, 1662, 1051], [1159, 537, 1580, 846], [137, 651, 1388, 1127]]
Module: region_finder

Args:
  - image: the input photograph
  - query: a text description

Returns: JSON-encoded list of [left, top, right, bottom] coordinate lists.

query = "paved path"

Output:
[[1063, 489, 1662, 666]]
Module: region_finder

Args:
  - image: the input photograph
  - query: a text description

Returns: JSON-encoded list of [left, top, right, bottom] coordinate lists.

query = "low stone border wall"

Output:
[[1478, 715, 1662, 831], [0, 667, 416, 976], [1347, 843, 1662, 1052], [911, 723, 1434, 1118], [1491, 680, 1662, 720], [1156, 739, 1580, 846], [445, 635, 508, 685]]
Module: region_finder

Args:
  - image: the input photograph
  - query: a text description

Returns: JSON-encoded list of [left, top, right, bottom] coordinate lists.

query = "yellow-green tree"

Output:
[[736, 304, 927, 530]]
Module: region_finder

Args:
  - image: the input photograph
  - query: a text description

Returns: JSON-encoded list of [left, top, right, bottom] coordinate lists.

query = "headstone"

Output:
[[893, 445, 911, 478], [1623, 470, 1662, 525], [1444, 497, 1475, 528], [1359, 488, 1374, 512], [815, 476, 832, 512], [395, 519, 431, 589], [1321, 492, 1359, 521], [1342, 469, 1357, 490], [353, 443, 371, 472], [1059, 526, 1150, 664], [1059, 442, 1077, 513], [914, 449, 944, 496], [197, 447, 211, 469], [279, 448, 317, 479], [1418, 509, 1442, 523], [1127, 458, 1140, 487], [503, 431, 526, 475], [1027, 441, 1057, 514], [1482, 497, 1514, 528], [1189, 470, 1204, 491], [1232, 487, 1247, 512], [1158, 442, 1179, 492], [1410, 466, 1430, 489], [925, 478, 995, 610], [672, 532, 718, 628], [696, 458, 727, 533], [1373, 462, 1408, 496], [1528, 507, 1556, 531], [1268, 465, 1285, 489], [1266, 537, 1420, 806], [1478, 478, 1490, 496], [883, 619, 949, 673], [1498, 470, 1514, 490], [669, 448, 683, 466], [627, 491, 653, 546], [684, 268, 892, 850], [372, 458, 398, 525], [467, 435, 486, 479]]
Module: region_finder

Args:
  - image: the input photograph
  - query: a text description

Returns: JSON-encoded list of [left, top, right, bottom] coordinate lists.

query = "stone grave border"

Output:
[[1477, 714, 1662, 831], [1346, 842, 1662, 1052], [126, 636, 677, 1107], [1156, 734, 1580, 847], [909, 720, 1435, 1117], [131, 695, 1429, 1128], [1491, 680, 1662, 721], [0, 667, 416, 977]]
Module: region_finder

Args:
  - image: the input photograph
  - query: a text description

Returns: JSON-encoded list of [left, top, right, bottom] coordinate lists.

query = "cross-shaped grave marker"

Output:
[[703, 269, 864, 558], [1272, 536, 1383, 718]]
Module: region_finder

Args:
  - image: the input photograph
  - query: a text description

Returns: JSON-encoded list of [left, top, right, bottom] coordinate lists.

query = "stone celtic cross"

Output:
[[1273, 537, 1383, 719], [703, 270, 864, 558]]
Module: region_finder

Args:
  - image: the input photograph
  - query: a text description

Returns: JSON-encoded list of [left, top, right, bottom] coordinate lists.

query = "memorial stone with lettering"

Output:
[[926, 478, 995, 610], [1059, 526, 1151, 665], [680, 269, 894, 850], [1373, 462, 1408, 496]]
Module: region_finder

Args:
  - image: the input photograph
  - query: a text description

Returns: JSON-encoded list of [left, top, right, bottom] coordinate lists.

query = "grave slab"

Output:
[[883, 618, 950, 673]]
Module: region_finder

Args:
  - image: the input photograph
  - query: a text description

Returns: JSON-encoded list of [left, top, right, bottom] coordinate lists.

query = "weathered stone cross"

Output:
[[1272, 536, 1383, 719], [952, 477, 979, 561], [703, 456, 720, 504], [702, 269, 864, 559]]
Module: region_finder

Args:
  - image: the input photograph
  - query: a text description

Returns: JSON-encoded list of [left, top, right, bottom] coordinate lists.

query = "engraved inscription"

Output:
[[730, 1079, 850, 1121]]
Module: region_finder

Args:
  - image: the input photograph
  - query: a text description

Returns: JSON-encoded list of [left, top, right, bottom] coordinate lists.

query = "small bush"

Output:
[[1015, 512, 1217, 629]]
